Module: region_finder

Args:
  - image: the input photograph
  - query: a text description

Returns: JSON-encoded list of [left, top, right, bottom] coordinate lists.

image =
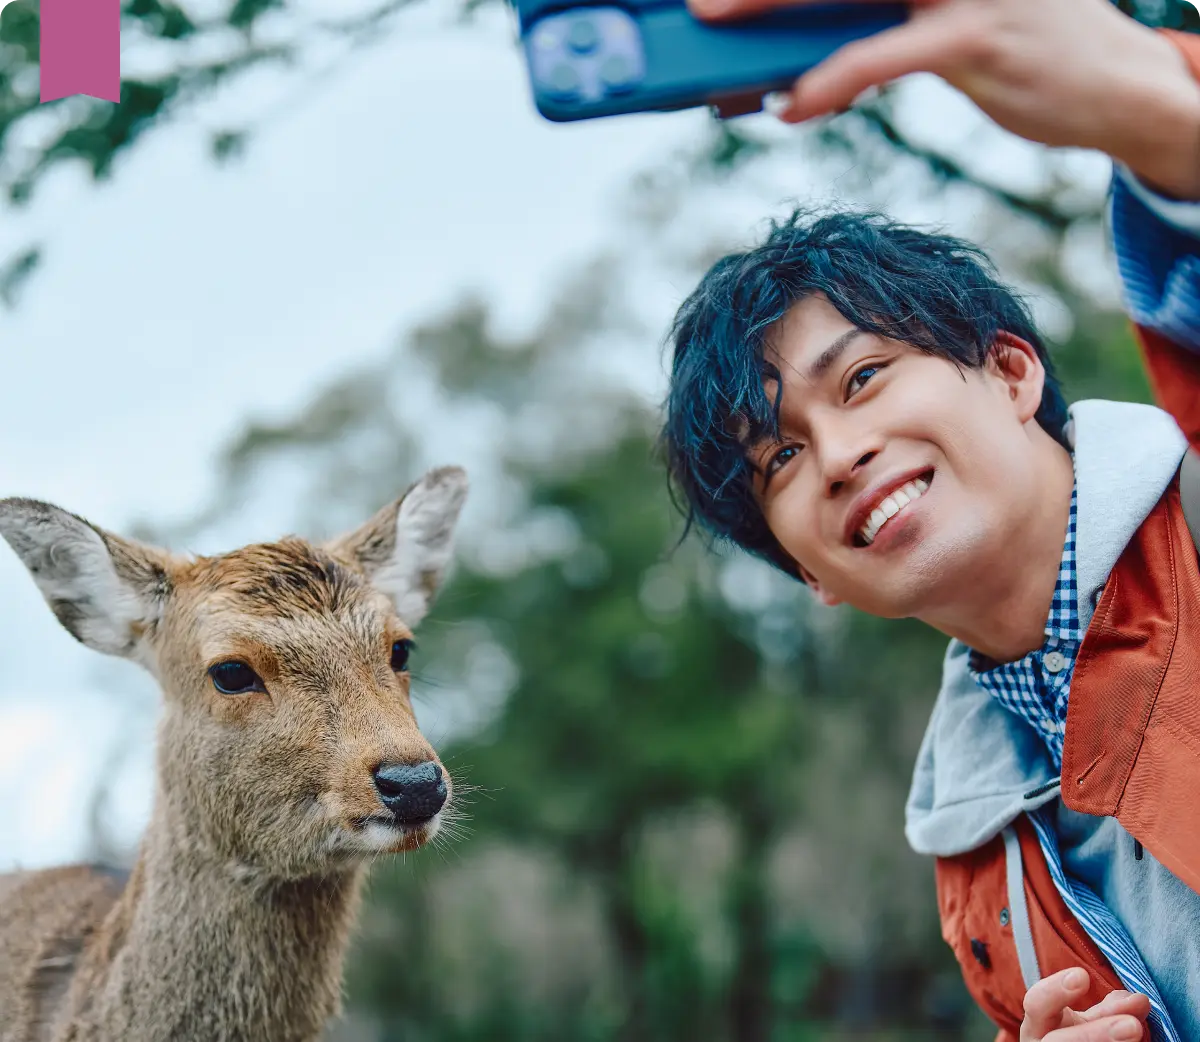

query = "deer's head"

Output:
[[0, 467, 468, 879]]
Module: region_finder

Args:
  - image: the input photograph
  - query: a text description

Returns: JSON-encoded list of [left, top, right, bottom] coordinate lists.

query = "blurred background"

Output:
[[0, 0, 1194, 1038]]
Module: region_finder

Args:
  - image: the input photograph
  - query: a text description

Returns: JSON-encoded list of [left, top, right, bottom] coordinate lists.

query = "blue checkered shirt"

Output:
[[969, 484, 1181, 1042], [968, 484, 1081, 763]]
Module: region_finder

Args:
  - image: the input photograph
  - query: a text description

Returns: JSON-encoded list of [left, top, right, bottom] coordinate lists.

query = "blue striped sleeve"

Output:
[[1110, 164, 1200, 350], [1028, 807, 1181, 1042]]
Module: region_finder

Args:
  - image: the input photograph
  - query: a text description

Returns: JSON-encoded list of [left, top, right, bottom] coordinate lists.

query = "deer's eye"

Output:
[[208, 661, 265, 695], [391, 639, 415, 673]]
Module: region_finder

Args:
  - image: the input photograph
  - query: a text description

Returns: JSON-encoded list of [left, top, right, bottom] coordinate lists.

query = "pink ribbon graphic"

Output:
[[40, 0, 121, 104]]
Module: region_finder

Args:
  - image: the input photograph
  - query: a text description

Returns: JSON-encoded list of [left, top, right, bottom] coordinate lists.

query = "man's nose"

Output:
[[821, 446, 878, 496], [808, 409, 881, 495]]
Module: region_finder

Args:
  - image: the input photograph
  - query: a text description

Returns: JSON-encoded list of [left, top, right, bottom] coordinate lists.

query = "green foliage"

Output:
[[698, 122, 770, 176], [40, 79, 175, 182], [0, 0, 426, 217], [210, 128, 248, 162], [0, 245, 39, 306], [228, 0, 283, 31], [124, 0, 196, 39], [0, 0, 290, 207]]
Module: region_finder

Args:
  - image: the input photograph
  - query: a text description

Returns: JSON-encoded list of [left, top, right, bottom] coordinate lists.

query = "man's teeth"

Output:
[[859, 477, 930, 545]]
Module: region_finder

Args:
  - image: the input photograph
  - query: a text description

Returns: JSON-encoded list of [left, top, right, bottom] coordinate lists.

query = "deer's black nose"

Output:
[[372, 761, 447, 825]]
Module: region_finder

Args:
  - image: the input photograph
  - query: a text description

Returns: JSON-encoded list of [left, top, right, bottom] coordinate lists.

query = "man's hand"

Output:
[[1020, 968, 1150, 1041], [687, 0, 1200, 200]]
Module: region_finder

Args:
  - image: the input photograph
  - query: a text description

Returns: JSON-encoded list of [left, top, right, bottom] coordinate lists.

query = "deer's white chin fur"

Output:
[[331, 813, 443, 856]]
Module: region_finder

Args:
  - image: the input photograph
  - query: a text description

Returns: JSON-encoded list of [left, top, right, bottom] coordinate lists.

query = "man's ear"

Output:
[[0, 498, 173, 660], [797, 564, 842, 607], [325, 466, 468, 627], [987, 331, 1046, 424]]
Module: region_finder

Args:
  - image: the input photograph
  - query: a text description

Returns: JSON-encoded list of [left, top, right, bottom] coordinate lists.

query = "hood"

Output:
[[905, 398, 1188, 858]]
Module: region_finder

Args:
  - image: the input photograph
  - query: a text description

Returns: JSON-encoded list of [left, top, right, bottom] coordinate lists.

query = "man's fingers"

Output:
[[1021, 969, 1091, 1040], [1075, 991, 1151, 1024], [775, 13, 964, 122], [688, 0, 935, 22], [1042, 1015, 1145, 1042], [687, 0, 783, 22]]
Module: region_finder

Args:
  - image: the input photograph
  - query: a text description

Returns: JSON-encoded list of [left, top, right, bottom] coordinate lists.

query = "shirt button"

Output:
[[1044, 651, 1069, 674]]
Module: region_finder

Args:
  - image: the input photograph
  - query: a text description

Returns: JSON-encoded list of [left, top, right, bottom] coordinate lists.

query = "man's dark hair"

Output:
[[661, 206, 1070, 580]]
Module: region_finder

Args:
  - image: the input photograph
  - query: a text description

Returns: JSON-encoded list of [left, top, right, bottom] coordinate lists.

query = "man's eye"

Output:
[[208, 661, 265, 695], [847, 364, 882, 397], [767, 445, 800, 476]]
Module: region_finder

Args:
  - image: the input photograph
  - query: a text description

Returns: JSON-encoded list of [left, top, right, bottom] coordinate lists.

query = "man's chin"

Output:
[[838, 547, 963, 620]]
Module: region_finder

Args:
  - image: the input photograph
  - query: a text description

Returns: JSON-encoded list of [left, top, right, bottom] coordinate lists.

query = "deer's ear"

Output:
[[325, 467, 468, 627], [0, 498, 173, 659]]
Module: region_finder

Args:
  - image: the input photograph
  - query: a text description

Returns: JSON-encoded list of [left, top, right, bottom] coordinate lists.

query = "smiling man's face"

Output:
[[752, 293, 1055, 619]]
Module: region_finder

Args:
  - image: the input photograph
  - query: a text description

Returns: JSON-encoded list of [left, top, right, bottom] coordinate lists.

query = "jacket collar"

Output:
[[905, 399, 1187, 857]]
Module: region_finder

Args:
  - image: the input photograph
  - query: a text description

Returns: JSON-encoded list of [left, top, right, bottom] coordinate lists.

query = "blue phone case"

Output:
[[512, 0, 909, 122]]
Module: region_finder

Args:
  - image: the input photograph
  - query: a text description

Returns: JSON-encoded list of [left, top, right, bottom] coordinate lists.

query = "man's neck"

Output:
[[924, 441, 1077, 665]]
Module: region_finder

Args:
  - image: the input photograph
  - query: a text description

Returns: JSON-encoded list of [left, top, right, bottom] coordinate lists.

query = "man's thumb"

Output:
[[1020, 968, 1091, 1040]]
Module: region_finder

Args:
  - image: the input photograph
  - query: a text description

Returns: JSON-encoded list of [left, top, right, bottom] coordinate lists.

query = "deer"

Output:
[[0, 466, 468, 1042]]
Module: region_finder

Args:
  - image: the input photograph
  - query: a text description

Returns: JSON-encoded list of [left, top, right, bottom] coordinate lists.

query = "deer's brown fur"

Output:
[[0, 467, 468, 1041]]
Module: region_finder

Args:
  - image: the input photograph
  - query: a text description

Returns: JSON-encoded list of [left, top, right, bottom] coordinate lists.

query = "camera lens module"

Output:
[[546, 62, 583, 97], [567, 18, 600, 54], [525, 7, 646, 111], [598, 54, 636, 93]]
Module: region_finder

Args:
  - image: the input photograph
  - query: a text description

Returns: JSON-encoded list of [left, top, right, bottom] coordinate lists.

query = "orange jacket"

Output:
[[934, 29, 1200, 1040]]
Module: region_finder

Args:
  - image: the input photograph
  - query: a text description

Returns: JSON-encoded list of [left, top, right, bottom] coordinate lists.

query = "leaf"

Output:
[[124, 0, 196, 39], [211, 129, 247, 162], [228, 0, 283, 31], [0, 244, 40, 307]]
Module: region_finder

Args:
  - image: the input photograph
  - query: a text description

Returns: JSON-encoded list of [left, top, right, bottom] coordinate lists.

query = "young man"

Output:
[[664, 0, 1200, 1039]]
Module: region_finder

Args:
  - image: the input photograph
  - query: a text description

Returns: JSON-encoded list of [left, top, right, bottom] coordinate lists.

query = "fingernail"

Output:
[[1111, 990, 1133, 999], [764, 92, 792, 118], [1065, 968, 1088, 991], [1110, 1017, 1141, 1041]]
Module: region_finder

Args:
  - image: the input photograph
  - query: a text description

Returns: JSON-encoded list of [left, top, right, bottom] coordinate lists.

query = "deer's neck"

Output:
[[73, 824, 366, 1042]]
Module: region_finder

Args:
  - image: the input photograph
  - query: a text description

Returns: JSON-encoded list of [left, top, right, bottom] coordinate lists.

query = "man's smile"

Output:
[[846, 469, 934, 548]]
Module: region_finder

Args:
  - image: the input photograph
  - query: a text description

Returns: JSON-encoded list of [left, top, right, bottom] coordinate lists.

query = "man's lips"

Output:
[[843, 467, 935, 547]]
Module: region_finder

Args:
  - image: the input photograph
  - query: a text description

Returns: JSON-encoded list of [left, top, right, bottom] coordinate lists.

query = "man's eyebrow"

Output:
[[806, 328, 864, 382]]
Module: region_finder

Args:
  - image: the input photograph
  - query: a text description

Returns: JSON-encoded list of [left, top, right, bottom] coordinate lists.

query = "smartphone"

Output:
[[512, 0, 909, 123]]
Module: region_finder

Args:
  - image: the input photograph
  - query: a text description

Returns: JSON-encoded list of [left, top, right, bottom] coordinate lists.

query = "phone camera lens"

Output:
[[567, 18, 600, 53], [546, 62, 583, 98], [599, 54, 637, 93]]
